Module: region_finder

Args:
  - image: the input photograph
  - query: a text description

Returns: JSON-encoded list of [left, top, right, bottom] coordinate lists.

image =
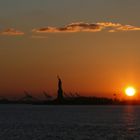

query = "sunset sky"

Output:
[[0, 0, 140, 98]]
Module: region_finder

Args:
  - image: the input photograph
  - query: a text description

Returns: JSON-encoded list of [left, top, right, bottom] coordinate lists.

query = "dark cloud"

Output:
[[32, 22, 103, 33], [32, 22, 140, 33]]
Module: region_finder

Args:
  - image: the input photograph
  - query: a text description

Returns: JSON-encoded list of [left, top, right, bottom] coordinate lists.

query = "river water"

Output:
[[0, 105, 140, 140]]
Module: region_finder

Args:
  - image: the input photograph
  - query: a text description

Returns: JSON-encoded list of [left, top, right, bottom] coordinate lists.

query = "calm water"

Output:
[[0, 105, 140, 140]]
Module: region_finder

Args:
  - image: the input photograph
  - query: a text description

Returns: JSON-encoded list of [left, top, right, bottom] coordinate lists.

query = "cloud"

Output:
[[32, 22, 140, 33], [1, 22, 139, 38], [108, 25, 140, 32], [1, 28, 24, 36], [32, 22, 103, 33], [97, 22, 121, 27], [116, 25, 140, 31]]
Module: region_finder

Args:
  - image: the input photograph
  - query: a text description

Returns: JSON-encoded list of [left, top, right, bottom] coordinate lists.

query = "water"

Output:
[[0, 105, 140, 140]]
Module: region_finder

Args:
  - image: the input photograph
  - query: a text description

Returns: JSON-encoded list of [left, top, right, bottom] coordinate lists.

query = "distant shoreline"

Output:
[[0, 97, 139, 105]]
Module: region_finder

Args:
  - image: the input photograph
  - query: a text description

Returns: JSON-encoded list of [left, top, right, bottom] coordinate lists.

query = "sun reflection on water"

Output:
[[123, 106, 136, 136]]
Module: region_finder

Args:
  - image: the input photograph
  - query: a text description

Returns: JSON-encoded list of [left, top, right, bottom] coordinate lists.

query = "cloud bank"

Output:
[[1, 22, 140, 38], [32, 22, 140, 33]]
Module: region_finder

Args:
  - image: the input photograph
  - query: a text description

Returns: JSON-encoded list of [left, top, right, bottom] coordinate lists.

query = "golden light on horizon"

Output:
[[125, 87, 136, 97]]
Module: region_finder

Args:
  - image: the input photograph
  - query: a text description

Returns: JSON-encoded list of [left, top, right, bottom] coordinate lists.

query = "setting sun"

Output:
[[125, 87, 136, 97]]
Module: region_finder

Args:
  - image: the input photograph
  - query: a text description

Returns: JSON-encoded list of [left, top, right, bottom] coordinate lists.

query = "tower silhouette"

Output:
[[57, 76, 64, 101]]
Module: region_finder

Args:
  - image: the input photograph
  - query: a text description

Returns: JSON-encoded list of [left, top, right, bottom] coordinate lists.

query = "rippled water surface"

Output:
[[0, 105, 140, 140]]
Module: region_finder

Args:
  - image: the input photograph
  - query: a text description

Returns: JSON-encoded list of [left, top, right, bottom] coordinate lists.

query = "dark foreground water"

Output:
[[0, 105, 140, 140]]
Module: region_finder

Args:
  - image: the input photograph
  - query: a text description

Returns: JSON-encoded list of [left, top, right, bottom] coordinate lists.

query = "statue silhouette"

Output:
[[57, 76, 64, 101]]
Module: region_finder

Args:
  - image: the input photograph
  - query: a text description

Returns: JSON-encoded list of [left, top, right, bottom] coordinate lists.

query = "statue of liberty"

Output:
[[57, 75, 64, 101]]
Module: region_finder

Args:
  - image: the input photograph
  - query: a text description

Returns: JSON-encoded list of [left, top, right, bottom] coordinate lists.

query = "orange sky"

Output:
[[0, 0, 140, 99]]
